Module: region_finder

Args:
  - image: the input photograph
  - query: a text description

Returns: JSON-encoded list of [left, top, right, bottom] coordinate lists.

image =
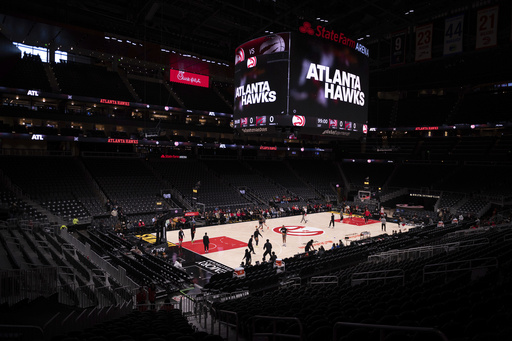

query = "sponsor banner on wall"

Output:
[[169, 69, 209, 88]]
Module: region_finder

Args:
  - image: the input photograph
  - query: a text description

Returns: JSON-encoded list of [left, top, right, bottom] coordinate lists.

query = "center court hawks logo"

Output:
[[273, 226, 324, 236]]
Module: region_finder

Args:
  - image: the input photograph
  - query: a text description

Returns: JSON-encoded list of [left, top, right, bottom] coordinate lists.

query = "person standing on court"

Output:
[[248, 235, 255, 254], [381, 215, 387, 232], [280, 225, 287, 246], [178, 228, 184, 248], [203, 232, 210, 253], [258, 215, 264, 231], [329, 213, 335, 228], [190, 223, 196, 243], [364, 207, 371, 224], [300, 207, 308, 223], [253, 226, 263, 247], [262, 239, 272, 262]]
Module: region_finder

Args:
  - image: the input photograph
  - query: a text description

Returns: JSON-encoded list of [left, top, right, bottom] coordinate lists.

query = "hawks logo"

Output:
[[273, 226, 324, 236], [292, 115, 305, 127], [247, 56, 257, 68]]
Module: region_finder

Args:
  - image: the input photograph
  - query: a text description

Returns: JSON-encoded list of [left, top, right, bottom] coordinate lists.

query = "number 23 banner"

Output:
[[476, 6, 499, 49], [415, 23, 433, 62]]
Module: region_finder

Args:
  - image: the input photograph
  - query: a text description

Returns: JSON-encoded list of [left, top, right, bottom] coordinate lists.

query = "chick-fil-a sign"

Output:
[[170, 69, 209, 88]]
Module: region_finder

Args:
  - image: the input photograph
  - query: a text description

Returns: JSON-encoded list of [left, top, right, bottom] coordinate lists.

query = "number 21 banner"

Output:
[[415, 23, 433, 62], [444, 14, 464, 56], [476, 5, 499, 49]]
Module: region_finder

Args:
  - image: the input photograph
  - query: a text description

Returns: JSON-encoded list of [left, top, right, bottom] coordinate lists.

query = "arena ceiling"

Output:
[[3, 0, 474, 64]]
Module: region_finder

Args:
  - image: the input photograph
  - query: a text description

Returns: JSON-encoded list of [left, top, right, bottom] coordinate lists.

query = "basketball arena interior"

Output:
[[1, 1, 512, 340]]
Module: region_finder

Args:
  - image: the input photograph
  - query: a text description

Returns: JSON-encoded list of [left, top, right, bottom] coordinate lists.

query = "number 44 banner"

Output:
[[444, 14, 464, 56]]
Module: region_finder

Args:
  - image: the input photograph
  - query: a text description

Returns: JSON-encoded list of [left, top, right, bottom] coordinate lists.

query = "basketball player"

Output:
[[262, 215, 269, 230], [203, 232, 209, 253], [248, 235, 255, 254], [253, 226, 263, 247], [178, 228, 184, 248], [242, 249, 252, 266], [258, 215, 264, 231], [300, 207, 308, 223], [262, 239, 272, 262], [280, 225, 287, 246], [329, 213, 335, 228], [364, 208, 370, 224], [190, 223, 196, 243]]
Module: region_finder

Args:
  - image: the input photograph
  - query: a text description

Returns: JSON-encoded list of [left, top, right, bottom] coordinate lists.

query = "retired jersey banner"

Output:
[[415, 23, 433, 61], [443, 14, 464, 55], [476, 5, 499, 49], [390, 30, 407, 66]]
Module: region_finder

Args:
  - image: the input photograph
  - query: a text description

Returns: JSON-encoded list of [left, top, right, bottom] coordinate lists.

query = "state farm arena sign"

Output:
[[273, 226, 324, 236]]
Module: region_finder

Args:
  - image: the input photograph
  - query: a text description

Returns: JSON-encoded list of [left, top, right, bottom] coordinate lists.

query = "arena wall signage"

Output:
[[100, 98, 130, 106], [170, 69, 209, 88]]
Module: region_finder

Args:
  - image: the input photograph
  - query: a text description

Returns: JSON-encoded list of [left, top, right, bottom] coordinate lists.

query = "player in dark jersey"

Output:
[[262, 239, 272, 262], [242, 248, 252, 266], [248, 236, 255, 254], [203, 232, 210, 253], [253, 226, 263, 246], [178, 228, 184, 248], [190, 224, 196, 243], [305, 239, 315, 253]]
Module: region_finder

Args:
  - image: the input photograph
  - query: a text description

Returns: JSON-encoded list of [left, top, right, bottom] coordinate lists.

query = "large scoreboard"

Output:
[[234, 25, 369, 138]]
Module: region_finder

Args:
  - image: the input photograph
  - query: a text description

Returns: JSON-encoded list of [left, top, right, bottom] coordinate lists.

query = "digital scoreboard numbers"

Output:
[[233, 26, 369, 138]]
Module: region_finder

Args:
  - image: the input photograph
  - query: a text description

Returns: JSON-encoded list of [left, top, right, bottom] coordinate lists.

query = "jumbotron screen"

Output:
[[233, 28, 369, 138]]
